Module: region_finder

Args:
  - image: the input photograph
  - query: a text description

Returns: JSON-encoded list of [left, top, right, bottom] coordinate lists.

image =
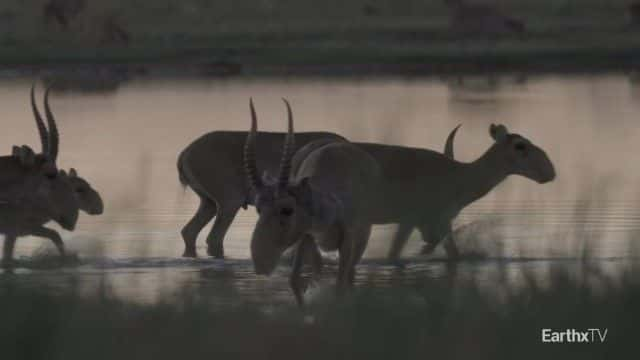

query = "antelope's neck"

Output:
[[457, 146, 508, 207]]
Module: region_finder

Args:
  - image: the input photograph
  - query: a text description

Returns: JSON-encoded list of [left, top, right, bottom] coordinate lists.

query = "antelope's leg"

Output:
[[419, 220, 458, 259], [32, 226, 65, 256], [181, 196, 216, 257], [338, 224, 371, 294], [442, 223, 459, 259], [2, 234, 17, 268], [206, 202, 240, 258], [309, 242, 323, 281], [290, 235, 314, 306], [387, 223, 414, 264]]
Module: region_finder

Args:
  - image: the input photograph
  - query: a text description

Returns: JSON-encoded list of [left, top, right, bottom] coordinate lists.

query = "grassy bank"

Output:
[[1, 1, 640, 74], [1, 263, 638, 360]]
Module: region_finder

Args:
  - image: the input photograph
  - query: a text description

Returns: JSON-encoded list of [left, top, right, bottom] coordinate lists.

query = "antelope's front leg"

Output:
[[32, 226, 66, 256], [387, 223, 414, 265], [2, 234, 17, 269], [337, 224, 371, 295], [290, 235, 315, 306]]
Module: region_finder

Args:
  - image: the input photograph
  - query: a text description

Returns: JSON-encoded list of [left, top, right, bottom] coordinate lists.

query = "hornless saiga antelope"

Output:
[[291, 122, 553, 266], [177, 107, 345, 258], [358, 123, 555, 262], [245, 99, 381, 305], [0, 85, 103, 267]]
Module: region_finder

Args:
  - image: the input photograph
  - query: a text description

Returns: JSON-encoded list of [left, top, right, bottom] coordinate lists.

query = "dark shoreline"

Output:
[[2, 46, 640, 79]]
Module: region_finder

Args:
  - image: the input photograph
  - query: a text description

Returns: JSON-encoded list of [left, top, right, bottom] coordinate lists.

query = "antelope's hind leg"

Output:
[[32, 226, 66, 257], [419, 221, 459, 259], [206, 201, 241, 258], [181, 196, 216, 257]]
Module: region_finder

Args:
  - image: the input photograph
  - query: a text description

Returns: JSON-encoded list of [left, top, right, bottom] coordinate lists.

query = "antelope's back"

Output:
[[294, 140, 381, 216], [0, 156, 37, 191], [0, 156, 50, 229], [178, 131, 345, 195]]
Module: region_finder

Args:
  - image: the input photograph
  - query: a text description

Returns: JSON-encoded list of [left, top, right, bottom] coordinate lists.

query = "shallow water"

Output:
[[1, 73, 639, 305]]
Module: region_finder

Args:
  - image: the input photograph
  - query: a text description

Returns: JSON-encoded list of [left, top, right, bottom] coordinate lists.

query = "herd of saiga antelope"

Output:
[[1, 83, 556, 305]]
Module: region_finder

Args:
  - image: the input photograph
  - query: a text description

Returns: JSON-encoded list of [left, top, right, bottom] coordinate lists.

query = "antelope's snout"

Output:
[[85, 194, 104, 215], [536, 162, 556, 183], [532, 149, 556, 184], [58, 212, 78, 231], [250, 230, 284, 276]]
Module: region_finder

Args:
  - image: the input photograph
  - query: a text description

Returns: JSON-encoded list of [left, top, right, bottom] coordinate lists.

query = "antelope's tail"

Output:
[[177, 150, 189, 190]]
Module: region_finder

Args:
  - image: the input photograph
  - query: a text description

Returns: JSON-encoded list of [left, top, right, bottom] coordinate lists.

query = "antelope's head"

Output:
[[488, 124, 556, 184], [67, 168, 103, 215], [20, 84, 79, 230], [244, 99, 313, 275]]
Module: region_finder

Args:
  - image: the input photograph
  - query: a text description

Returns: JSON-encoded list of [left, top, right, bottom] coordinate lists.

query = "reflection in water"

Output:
[[0, 74, 639, 304]]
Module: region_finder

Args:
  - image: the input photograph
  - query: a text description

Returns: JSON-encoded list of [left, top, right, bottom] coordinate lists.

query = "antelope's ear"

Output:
[[59, 169, 68, 178], [489, 124, 508, 142], [69, 168, 78, 177], [16, 145, 36, 167]]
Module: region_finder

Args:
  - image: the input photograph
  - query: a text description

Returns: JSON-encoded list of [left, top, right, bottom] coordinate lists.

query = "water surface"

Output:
[[1, 73, 638, 305]]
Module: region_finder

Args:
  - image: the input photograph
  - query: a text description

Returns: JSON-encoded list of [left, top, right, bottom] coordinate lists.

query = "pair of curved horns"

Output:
[[244, 98, 295, 192], [30, 83, 59, 162]]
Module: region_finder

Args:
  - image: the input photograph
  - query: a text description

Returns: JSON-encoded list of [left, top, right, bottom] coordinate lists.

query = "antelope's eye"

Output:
[[280, 207, 294, 216], [514, 142, 526, 152]]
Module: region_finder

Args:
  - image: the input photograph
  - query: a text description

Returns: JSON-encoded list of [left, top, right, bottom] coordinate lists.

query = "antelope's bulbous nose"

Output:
[[252, 253, 279, 275], [59, 214, 78, 231], [537, 161, 556, 184], [88, 198, 104, 215], [251, 237, 280, 275]]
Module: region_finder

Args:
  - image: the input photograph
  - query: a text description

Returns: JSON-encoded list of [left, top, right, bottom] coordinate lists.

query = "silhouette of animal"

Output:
[[245, 99, 381, 305], [177, 109, 345, 258], [0, 85, 102, 267], [444, 0, 525, 37], [357, 123, 555, 262]]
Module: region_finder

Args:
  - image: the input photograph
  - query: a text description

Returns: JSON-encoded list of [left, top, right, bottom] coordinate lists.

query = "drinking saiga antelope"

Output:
[[245, 99, 381, 305]]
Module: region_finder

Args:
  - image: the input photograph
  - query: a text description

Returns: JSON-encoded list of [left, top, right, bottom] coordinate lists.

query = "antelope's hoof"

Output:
[[182, 248, 197, 258], [386, 258, 406, 269], [420, 244, 438, 255], [207, 245, 224, 259]]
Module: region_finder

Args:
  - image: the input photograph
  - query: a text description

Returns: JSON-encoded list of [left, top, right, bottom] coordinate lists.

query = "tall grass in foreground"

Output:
[[0, 262, 637, 360]]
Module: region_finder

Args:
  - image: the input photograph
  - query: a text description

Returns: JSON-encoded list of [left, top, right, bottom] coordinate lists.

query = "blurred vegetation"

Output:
[[0, 0, 638, 72], [0, 260, 637, 359]]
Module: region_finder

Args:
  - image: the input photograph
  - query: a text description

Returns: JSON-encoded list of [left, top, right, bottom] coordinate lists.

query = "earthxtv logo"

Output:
[[541, 328, 608, 343]]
